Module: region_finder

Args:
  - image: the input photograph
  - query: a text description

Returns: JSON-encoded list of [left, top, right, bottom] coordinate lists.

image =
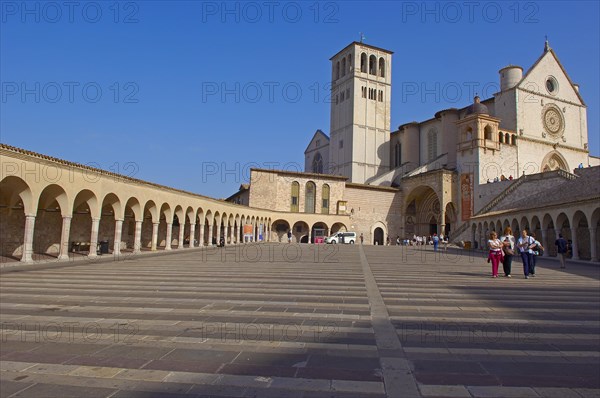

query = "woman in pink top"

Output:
[[487, 231, 503, 278]]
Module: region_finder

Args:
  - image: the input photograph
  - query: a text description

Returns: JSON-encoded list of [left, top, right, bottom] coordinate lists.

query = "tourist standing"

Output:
[[360, 233, 364, 244], [287, 230, 292, 243], [500, 227, 515, 278], [432, 233, 439, 252], [487, 231, 503, 278], [555, 233, 568, 269], [517, 229, 534, 278]]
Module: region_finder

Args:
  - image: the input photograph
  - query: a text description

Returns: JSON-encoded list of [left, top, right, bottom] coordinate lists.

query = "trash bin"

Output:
[[99, 240, 109, 254], [464, 241, 472, 249]]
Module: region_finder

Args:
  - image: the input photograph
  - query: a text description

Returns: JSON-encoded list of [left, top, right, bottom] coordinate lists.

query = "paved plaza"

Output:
[[0, 244, 599, 398]]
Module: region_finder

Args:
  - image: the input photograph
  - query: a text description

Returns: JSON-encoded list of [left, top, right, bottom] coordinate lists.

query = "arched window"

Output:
[[465, 127, 473, 141], [321, 184, 330, 214], [291, 182, 299, 212], [369, 55, 377, 75], [499, 132, 504, 143], [312, 152, 323, 174], [394, 142, 402, 167], [505, 133, 510, 144], [347, 54, 352, 72], [427, 128, 438, 161], [484, 125, 493, 140], [305, 182, 316, 214], [378, 57, 385, 77], [360, 53, 367, 73], [511, 135, 517, 145], [335, 62, 340, 80], [341, 58, 346, 77]]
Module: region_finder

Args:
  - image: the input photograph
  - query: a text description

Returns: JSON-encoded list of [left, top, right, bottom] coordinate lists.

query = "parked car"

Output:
[[325, 232, 356, 244]]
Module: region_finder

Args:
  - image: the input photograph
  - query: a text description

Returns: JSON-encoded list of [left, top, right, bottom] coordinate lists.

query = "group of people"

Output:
[[487, 227, 570, 278]]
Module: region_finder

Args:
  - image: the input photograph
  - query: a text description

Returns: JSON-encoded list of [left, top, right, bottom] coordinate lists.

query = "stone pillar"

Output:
[[21, 214, 36, 263], [113, 219, 123, 256], [223, 225, 228, 244], [88, 217, 101, 258], [165, 222, 173, 250], [216, 224, 222, 244], [590, 227, 598, 262], [133, 220, 142, 254], [178, 223, 185, 249], [58, 215, 72, 261], [207, 224, 213, 246], [229, 225, 234, 244], [541, 229, 549, 257], [151, 222, 159, 251], [570, 226, 579, 260], [308, 229, 312, 244], [189, 223, 196, 248], [199, 224, 205, 246]]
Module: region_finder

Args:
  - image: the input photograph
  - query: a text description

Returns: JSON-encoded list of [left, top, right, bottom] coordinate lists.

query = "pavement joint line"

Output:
[[358, 245, 421, 398]]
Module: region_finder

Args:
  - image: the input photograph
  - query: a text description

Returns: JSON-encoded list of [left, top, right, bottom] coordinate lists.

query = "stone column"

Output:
[[253, 223, 257, 242], [199, 224, 205, 247], [207, 224, 213, 246], [189, 223, 196, 248], [88, 217, 101, 258], [178, 223, 185, 249], [133, 220, 142, 254], [113, 219, 123, 256], [570, 227, 579, 260], [216, 224, 221, 244], [308, 229, 312, 244], [541, 229, 549, 257], [151, 222, 159, 251], [223, 225, 228, 244], [58, 215, 72, 261], [589, 227, 597, 262], [165, 222, 173, 250], [21, 214, 36, 263]]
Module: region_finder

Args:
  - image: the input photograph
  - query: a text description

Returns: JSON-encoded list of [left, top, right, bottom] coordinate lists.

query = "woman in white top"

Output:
[[499, 227, 516, 278], [487, 231, 503, 278]]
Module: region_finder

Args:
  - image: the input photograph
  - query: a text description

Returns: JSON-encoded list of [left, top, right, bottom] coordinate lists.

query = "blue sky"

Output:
[[2, 1, 599, 198]]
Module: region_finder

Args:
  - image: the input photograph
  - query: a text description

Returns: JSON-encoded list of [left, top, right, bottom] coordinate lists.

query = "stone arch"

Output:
[[0, 176, 34, 260], [378, 57, 385, 77], [541, 150, 569, 172], [369, 54, 377, 75], [530, 215, 541, 244], [404, 185, 440, 237], [34, 184, 70, 257], [271, 219, 290, 242], [556, 212, 571, 257], [159, 203, 173, 249], [520, 216, 529, 233], [293, 221, 309, 243], [511, 218, 519, 237], [590, 208, 600, 261], [311, 221, 329, 243], [371, 221, 387, 245], [331, 222, 347, 234], [572, 210, 590, 260], [142, 200, 158, 249], [360, 52, 367, 73]]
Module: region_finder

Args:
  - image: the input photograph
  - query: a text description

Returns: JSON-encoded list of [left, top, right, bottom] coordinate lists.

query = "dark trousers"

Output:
[[520, 252, 533, 276], [530, 254, 537, 275], [503, 254, 513, 276]]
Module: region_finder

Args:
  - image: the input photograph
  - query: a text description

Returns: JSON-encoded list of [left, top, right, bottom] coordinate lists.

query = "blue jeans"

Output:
[[433, 242, 438, 251], [520, 252, 533, 276]]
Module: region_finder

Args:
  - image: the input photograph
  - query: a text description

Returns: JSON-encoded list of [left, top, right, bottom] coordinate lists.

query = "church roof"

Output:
[[464, 96, 489, 116], [304, 129, 329, 154], [330, 41, 394, 60], [517, 45, 586, 106]]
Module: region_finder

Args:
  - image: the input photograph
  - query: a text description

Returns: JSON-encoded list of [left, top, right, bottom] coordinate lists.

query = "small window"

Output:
[[339, 140, 343, 149], [360, 53, 367, 73], [546, 76, 558, 94], [322, 184, 330, 215]]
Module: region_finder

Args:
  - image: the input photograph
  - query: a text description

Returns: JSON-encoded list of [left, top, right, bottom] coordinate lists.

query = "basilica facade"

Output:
[[1, 41, 599, 264]]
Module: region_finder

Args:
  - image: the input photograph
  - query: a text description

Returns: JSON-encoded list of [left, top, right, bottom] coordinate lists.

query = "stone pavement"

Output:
[[0, 244, 598, 398]]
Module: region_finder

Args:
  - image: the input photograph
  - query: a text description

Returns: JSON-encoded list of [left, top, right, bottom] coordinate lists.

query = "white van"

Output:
[[325, 231, 357, 244]]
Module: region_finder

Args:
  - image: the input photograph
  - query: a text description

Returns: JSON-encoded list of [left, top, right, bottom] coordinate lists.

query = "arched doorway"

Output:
[[374, 227, 384, 245]]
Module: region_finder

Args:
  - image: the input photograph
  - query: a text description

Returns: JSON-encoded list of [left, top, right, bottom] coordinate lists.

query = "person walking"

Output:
[[529, 232, 543, 276], [287, 230, 292, 243], [555, 233, 568, 269], [500, 227, 515, 278], [487, 231, 503, 278], [517, 229, 535, 279], [360, 233, 364, 244], [432, 233, 439, 252]]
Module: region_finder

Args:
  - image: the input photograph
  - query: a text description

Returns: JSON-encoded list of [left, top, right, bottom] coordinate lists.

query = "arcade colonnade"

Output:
[[0, 145, 349, 263], [471, 204, 599, 261]]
